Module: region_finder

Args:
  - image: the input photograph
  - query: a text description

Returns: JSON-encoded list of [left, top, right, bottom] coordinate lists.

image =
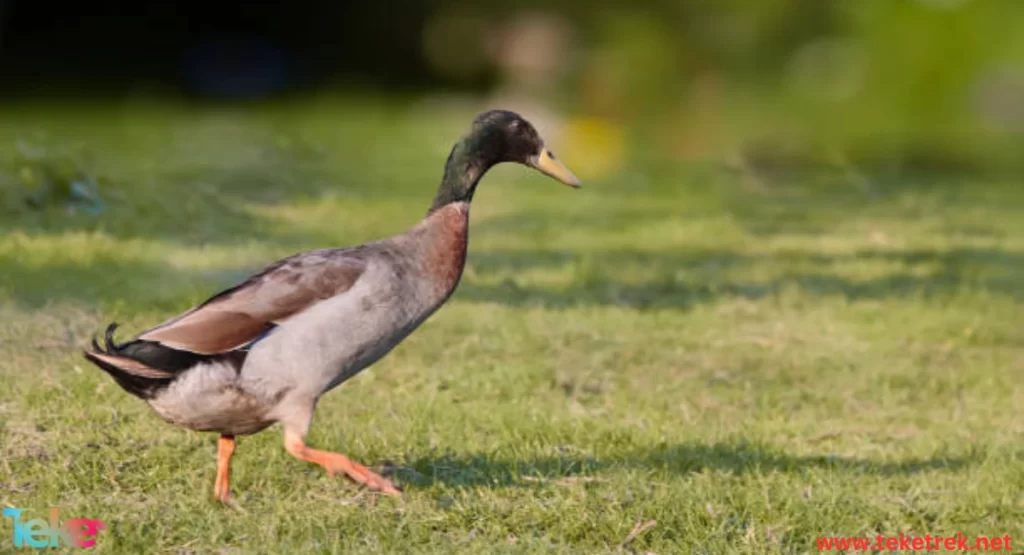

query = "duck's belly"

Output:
[[147, 359, 277, 435]]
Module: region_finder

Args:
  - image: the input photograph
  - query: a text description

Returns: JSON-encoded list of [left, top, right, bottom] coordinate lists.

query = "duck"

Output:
[[83, 110, 580, 504]]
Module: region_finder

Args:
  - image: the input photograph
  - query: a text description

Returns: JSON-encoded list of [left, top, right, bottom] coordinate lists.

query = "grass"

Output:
[[1, 96, 1023, 554]]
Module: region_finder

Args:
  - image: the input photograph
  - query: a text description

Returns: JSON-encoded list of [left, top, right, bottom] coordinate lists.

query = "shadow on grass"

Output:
[[2, 164, 1021, 311], [0, 172, 337, 249], [2, 245, 1020, 312], [0, 251, 269, 322], [394, 442, 982, 490], [455, 247, 1024, 309]]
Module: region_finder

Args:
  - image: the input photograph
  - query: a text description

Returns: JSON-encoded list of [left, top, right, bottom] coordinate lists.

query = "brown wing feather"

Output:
[[139, 250, 366, 354]]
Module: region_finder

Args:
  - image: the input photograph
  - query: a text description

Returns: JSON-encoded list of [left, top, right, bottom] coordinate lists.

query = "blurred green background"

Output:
[[3, 0, 1024, 213]]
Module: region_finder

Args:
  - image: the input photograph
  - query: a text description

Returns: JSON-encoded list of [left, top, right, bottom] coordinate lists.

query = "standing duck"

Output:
[[83, 110, 580, 503]]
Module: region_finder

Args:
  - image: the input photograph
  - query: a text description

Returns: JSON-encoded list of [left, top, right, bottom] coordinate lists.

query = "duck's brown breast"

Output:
[[418, 201, 470, 299]]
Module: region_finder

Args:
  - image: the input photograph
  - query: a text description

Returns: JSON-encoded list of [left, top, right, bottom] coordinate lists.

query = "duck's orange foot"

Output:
[[325, 456, 403, 497], [213, 481, 232, 504], [284, 433, 402, 497]]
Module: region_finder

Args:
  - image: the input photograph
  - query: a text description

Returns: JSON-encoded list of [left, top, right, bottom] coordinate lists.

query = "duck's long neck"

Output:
[[415, 138, 491, 301], [427, 137, 496, 215]]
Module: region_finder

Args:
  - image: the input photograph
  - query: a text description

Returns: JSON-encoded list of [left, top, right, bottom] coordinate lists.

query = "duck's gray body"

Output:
[[89, 201, 470, 439]]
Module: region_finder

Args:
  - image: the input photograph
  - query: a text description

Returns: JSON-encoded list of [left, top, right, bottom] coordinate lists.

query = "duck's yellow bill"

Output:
[[532, 148, 581, 188]]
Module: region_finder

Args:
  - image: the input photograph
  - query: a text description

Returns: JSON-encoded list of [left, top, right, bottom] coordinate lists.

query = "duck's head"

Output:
[[431, 110, 580, 212], [465, 110, 581, 188]]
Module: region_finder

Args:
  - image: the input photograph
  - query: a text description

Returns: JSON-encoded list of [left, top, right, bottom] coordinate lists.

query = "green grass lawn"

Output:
[[1, 97, 1022, 554]]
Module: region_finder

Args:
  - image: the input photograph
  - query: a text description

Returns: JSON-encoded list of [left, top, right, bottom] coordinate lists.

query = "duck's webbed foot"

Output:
[[284, 430, 402, 497]]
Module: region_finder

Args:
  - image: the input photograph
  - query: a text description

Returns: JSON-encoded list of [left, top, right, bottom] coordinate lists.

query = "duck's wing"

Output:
[[138, 249, 367, 355]]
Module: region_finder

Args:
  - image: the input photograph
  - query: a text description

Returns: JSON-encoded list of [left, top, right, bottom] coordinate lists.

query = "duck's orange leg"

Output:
[[213, 434, 235, 504], [283, 430, 401, 496]]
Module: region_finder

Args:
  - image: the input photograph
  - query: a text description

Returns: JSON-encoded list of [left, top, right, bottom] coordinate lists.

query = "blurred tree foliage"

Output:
[[1, 0, 1021, 184], [433, 0, 1024, 173]]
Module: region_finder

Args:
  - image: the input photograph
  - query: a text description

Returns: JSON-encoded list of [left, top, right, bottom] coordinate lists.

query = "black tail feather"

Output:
[[104, 323, 122, 351], [84, 349, 173, 400], [84, 322, 218, 400], [96, 322, 214, 373]]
